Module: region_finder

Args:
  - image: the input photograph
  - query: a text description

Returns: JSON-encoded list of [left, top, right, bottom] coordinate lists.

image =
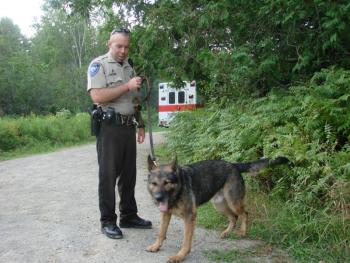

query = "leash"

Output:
[[140, 76, 157, 165], [130, 60, 157, 164]]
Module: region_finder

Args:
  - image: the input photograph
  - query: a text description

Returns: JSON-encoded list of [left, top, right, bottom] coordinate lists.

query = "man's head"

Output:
[[108, 28, 130, 63]]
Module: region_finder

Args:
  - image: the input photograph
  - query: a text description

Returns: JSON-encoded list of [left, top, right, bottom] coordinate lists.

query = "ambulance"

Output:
[[158, 81, 202, 127]]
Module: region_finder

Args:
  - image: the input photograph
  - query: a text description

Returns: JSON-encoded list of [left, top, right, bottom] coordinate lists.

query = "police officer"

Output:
[[87, 28, 152, 239]]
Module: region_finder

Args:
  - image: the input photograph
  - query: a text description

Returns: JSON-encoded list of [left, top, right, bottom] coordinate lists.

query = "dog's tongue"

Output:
[[158, 201, 168, 212]]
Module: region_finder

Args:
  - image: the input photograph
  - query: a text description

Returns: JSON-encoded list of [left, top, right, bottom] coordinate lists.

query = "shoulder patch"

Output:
[[89, 63, 101, 77]]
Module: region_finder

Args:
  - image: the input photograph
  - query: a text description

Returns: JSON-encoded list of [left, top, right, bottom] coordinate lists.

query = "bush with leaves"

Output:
[[165, 67, 350, 214], [0, 112, 92, 157]]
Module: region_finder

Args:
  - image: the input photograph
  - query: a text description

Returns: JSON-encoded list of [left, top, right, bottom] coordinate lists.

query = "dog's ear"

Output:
[[170, 156, 178, 171], [148, 154, 157, 171]]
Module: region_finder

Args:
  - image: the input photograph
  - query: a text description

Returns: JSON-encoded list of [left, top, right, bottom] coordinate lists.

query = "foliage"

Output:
[[165, 67, 350, 215], [0, 4, 103, 115], [0, 112, 93, 159], [0, 18, 29, 114], [61, 0, 350, 101], [0, 108, 162, 159], [197, 191, 349, 262], [160, 67, 350, 262], [1, 0, 350, 114], [29, 6, 102, 114]]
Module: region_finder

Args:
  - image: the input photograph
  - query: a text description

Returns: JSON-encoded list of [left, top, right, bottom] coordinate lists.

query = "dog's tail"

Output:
[[234, 156, 289, 173]]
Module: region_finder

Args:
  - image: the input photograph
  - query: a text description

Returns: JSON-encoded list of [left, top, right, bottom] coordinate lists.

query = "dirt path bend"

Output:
[[0, 132, 289, 263]]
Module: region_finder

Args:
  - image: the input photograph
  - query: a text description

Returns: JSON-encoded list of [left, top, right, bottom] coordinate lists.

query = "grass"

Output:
[[205, 243, 289, 263], [196, 190, 349, 263], [205, 249, 242, 262], [246, 189, 349, 263]]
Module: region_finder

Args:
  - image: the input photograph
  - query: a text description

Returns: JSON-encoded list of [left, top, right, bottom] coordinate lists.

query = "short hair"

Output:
[[110, 28, 130, 37]]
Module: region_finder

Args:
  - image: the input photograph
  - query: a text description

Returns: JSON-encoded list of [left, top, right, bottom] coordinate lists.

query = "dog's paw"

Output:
[[146, 243, 161, 253], [167, 254, 184, 263], [220, 231, 230, 239], [236, 229, 246, 237]]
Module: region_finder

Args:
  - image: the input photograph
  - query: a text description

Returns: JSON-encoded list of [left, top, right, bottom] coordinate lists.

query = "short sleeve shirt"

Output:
[[87, 52, 140, 115]]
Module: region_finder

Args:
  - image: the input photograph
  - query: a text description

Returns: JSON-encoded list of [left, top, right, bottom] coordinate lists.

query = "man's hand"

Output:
[[127, 77, 142, 91], [137, 127, 145, 144]]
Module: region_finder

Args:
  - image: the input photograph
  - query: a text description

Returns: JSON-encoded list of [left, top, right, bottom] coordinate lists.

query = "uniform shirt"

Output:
[[87, 51, 141, 115]]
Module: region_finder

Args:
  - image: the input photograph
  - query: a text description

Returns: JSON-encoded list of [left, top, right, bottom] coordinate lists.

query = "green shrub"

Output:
[[0, 112, 92, 158], [0, 120, 22, 151], [166, 67, 350, 213], [163, 67, 349, 261]]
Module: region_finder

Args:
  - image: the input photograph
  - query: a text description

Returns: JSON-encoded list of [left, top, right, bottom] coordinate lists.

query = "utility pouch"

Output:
[[103, 107, 116, 125], [90, 105, 102, 136]]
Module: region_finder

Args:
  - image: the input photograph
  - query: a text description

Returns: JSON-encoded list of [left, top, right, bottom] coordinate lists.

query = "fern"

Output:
[[165, 67, 350, 214]]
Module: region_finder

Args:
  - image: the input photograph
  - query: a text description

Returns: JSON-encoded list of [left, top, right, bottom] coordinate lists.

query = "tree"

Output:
[[0, 18, 32, 114], [54, 0, 350, 102], [29, 3, 103, 113], [0, 5, 102, 115]]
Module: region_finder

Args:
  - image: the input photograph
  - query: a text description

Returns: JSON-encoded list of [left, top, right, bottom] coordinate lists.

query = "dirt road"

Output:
[[0, 132, 288, 263]]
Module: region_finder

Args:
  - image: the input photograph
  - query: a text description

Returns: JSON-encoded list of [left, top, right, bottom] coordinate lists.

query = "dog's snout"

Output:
[[154, 192, 165, 202]]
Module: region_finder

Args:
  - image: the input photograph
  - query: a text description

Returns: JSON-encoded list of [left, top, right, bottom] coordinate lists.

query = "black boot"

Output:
[[101, 223, 123, 239], [119, 215, 152, 229]]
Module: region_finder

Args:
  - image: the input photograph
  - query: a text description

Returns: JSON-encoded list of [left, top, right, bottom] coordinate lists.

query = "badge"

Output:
[[109, 69, 117, 76], [89, 63, 100, 77]]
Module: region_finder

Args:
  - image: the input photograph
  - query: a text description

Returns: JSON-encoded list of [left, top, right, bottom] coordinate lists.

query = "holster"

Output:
[[90, 105, 103, 136]]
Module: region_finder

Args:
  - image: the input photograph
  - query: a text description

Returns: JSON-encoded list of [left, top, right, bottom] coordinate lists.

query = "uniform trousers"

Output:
[[96, 122, 138, 225]]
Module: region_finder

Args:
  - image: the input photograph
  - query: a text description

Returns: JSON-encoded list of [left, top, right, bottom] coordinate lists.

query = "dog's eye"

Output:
[[164, 180, 172, 185], [151, 182, 157, 186], [169, 173, 177, 180]]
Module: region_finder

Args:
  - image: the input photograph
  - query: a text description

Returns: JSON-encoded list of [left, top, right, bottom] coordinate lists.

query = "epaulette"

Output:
[[99, 54, 109, 61]]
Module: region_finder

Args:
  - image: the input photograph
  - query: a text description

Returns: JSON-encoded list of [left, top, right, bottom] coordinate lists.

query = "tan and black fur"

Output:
[[146, 155, 289, 263]]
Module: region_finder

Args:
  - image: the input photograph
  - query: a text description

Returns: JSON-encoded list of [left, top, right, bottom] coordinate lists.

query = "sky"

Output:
[[0, 0, 44, 37]]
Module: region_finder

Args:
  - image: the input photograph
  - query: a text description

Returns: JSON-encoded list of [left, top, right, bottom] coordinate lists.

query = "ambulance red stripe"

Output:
[[158, 104, 199, 112]]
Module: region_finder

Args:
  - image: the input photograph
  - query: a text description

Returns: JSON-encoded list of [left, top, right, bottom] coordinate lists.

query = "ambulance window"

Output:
[[178, 91, 185, 104], [169, 92, 175, 104]]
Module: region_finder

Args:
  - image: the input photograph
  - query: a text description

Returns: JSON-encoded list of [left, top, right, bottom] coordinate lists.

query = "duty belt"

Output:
[[116, 113, 135, 126], [102, 112, 136, 127]]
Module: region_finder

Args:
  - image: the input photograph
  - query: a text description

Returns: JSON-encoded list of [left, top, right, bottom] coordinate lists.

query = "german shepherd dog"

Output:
[[146, 155, 289, 263]]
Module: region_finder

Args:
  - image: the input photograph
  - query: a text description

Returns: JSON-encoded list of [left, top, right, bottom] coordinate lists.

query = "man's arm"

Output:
[[90, 76, 142, 104]]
